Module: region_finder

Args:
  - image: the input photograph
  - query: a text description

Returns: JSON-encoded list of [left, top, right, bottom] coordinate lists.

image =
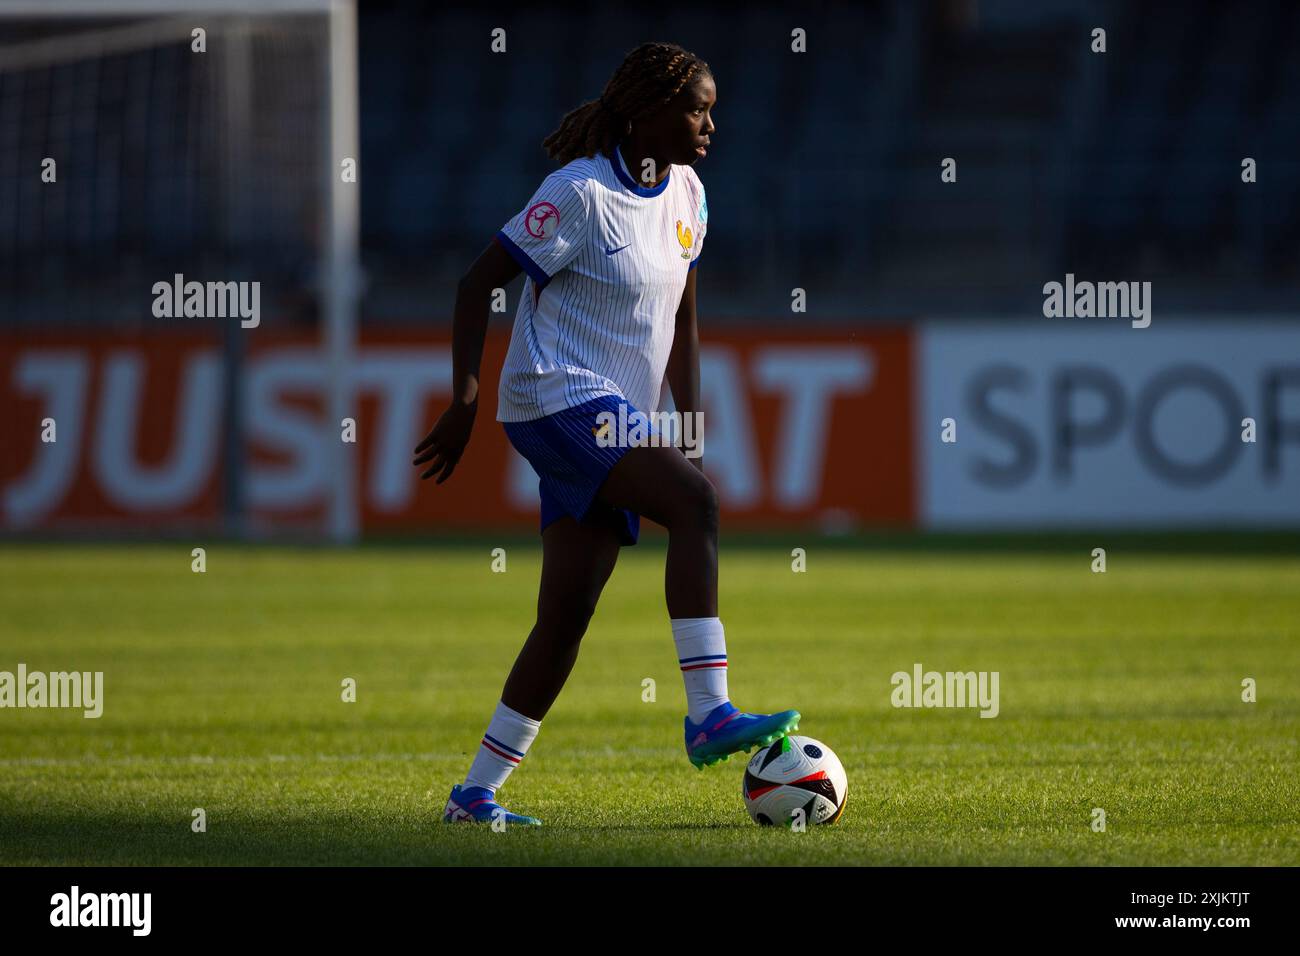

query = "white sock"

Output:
[[463, 699, 541, 794], [672, 616, 730, 724]]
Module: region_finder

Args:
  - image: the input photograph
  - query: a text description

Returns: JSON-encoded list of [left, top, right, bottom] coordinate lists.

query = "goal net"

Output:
[[0, 0, 359, 541]]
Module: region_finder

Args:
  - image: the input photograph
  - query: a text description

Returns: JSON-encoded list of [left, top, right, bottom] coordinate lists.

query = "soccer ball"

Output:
[[742, 735, 847, 827]]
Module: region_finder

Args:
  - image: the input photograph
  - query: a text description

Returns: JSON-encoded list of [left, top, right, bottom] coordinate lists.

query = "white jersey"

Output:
[[492, 142, 708, 422]]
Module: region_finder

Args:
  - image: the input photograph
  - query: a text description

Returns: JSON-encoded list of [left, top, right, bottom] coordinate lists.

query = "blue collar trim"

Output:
[[608, 141, 671, 197]]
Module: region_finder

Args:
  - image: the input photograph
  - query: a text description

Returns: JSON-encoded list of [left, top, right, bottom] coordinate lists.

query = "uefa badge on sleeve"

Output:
[[525, 201, 560, 240]]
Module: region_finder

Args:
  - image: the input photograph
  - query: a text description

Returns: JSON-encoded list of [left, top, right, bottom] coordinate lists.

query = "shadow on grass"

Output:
[[0, 810, 760, 866]]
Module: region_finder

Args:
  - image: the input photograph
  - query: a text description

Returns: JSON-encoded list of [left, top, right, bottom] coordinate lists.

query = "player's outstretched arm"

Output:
[[413, 240, 522, 483]]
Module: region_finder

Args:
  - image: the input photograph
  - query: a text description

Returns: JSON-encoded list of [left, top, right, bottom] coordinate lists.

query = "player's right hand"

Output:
[[413, 399, 477, 483]]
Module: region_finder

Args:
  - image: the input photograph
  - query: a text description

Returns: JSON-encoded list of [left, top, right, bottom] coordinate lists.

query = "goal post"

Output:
[[0, 0, 361, 543]]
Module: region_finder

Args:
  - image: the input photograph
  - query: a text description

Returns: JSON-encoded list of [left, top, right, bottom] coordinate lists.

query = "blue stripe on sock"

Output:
[[483, 733, 526, 758]]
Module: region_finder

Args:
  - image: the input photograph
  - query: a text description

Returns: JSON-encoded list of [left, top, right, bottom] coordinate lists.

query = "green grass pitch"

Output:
[[1, 538, 1297, 866]]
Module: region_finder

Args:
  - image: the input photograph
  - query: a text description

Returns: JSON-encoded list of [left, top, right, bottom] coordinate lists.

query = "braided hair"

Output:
[[541, 41, 711, 165]]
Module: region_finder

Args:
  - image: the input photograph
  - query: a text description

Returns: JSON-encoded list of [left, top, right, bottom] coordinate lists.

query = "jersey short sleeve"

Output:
[[687, 172, 707, 271], [494, 171, 591, 285]]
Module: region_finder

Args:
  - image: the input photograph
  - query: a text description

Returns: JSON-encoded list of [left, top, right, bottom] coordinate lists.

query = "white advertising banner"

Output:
[[920, 322, 1300, 527]]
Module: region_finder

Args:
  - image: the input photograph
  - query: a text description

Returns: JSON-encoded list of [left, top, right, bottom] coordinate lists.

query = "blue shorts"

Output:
[[503, 394, 643, 546]]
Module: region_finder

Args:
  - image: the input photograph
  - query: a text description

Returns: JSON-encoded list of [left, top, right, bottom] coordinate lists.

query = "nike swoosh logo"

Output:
[[605, 243, 631, 256]]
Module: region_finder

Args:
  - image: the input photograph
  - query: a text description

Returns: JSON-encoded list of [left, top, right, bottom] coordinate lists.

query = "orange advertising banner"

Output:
[[1, 327, 916, 534]]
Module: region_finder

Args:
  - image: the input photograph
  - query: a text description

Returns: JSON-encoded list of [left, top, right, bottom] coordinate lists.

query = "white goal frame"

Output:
[[0, 0, 362, 543]]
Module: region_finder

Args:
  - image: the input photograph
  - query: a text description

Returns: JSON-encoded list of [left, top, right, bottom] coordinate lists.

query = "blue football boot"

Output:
[[442, 784, 542, 826], [684, 701, 801, 769]]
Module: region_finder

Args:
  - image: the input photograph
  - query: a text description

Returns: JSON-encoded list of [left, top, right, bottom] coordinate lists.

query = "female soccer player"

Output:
[[414, 42, 799, 826]]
